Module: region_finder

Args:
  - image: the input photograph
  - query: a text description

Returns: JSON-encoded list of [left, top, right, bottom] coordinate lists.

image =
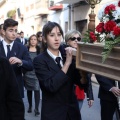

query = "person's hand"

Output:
[[88, 100, 94, 108], [9, 57, 22, 65], [110, 87, 120, 97], [62, 47, 75, 74], [65, 47, 75, 66]]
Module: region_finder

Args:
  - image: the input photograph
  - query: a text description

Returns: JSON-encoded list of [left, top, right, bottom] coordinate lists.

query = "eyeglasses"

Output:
[[69, 37, 81, 41]]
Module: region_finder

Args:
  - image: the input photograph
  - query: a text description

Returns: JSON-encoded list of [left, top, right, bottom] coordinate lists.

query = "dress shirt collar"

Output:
[[47, 49, 63, 61], [3, 40, 14, 50], [2, 40, 14, 56]]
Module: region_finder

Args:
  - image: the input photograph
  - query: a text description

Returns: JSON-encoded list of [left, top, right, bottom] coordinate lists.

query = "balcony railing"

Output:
[[48, 0, 63, 10], [49, 4, 63, 10], [54, 0, 83, 4]]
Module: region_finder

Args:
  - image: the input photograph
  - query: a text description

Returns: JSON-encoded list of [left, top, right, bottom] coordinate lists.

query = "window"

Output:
[[75, 19, 87, 35]]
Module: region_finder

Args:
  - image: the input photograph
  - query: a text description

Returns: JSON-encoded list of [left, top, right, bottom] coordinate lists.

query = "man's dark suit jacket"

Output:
[[95, 75, 120, 102], [0, 56, 24, 120], [34, 50, 82, 120], [15, 37, 27, 45], [0, 41, 33, 98]]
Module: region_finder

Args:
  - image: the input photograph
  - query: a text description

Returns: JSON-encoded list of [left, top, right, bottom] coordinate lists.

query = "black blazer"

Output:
[[60, 44, 94, 101], [15, 38, 27, 45], [34, 50, 82, 120], [85, 73, 94, 100], [95, 74, 120, 102], [0, 56, 24, 120], [0, 41, 33, 98]]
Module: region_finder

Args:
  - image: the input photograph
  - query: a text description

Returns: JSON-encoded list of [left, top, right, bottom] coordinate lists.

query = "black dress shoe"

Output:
[[34, 109, 40, 116], [27, 107, 32, 113]]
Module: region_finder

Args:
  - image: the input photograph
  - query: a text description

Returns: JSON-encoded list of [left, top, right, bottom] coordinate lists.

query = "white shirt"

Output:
[[2, 40, 14, 56], [21, 38, 25, 45], [0, 36, 3, 41], [47, 49, 63, 67]]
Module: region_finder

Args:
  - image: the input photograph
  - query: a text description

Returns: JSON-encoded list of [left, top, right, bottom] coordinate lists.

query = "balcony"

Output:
[[48, 0, 63, 10], [54, 0, 83, 4], [49, 4, 63, 10]]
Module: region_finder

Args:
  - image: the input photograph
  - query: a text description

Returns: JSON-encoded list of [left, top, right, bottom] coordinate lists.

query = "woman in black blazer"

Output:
[[34, 21, 86, 120], [0, 56, 24, 120], [64, 29, 94, 111]]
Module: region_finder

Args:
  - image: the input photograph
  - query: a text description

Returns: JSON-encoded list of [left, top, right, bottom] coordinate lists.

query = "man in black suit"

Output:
[[95, 75, 120, 120], [0, 18, 33, 98], [20, 31, 28, 45], [16, 31, 27, 45], [15, 32, 21, 42], [0, 56, 24, 120]]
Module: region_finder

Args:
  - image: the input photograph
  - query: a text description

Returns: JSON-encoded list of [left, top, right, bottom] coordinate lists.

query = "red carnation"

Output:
[[96, 22, 104, 33], [104, 4, 116, 14], [113, 26, 120, 36], [104, 21, 116, 32], [90, 32, 97, 42], [118, 1, 120, 7]]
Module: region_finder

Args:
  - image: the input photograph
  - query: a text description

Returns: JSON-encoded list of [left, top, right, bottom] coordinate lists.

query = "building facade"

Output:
[[0, 0, 49, 37], [0, 0, 118, 37]]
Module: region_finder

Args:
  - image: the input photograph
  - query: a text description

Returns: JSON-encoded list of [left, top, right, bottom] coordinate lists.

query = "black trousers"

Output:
[[100, 99, 118, 120], [66, 113, 81, 120], [27, 90, 40, 110]]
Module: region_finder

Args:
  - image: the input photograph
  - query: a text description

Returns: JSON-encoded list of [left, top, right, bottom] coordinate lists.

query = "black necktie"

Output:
[[21, 39, 24, 45], [7, 45, 11, 59], [55, 57, 61, 68]]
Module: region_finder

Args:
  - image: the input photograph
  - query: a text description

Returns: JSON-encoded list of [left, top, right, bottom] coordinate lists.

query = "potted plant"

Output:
[[7, 9, 16, 19]]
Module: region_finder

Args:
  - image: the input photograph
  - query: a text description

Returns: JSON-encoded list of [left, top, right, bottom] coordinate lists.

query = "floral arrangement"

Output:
[[83, 0, 120, 62]]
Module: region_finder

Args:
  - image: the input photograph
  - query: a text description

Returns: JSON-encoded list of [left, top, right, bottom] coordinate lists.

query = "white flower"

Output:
[[103, 15, 109, 23], [113, 7, 120, 20], [97, 4, 107, 21], [99, 33, 106, 43], [97, 10, 104, 21], [110, 31, 115, 39], [100, 33, 106, 38], [117, 23, 120, 27], [112, 10, 117, 17]]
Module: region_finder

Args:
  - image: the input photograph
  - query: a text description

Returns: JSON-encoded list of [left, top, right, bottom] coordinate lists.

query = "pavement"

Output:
[[23, 90, 42, 120], [91, 74, 98, 84]]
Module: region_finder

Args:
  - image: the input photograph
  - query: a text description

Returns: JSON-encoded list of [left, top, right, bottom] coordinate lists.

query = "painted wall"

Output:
[[48, 4, 69, 34]]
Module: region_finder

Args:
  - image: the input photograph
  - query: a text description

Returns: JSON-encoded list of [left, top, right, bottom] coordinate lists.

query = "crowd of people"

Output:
[[0, 18, 120, 120]]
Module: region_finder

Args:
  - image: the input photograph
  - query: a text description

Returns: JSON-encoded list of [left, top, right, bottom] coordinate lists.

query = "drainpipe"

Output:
[[68, 5, 71, 31], [68, 4, 74, 30], [71, 4, 74, 30]]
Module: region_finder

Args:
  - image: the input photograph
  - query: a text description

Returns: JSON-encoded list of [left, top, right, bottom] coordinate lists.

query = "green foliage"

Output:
[[7, 10, 16, 18], [102, 37, 120, 63], [82, 31, 90, 43]]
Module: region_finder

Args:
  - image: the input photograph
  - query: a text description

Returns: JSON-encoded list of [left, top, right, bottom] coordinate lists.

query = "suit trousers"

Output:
[[100, 99, 118, 120], [66, 113, 71, 120]]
